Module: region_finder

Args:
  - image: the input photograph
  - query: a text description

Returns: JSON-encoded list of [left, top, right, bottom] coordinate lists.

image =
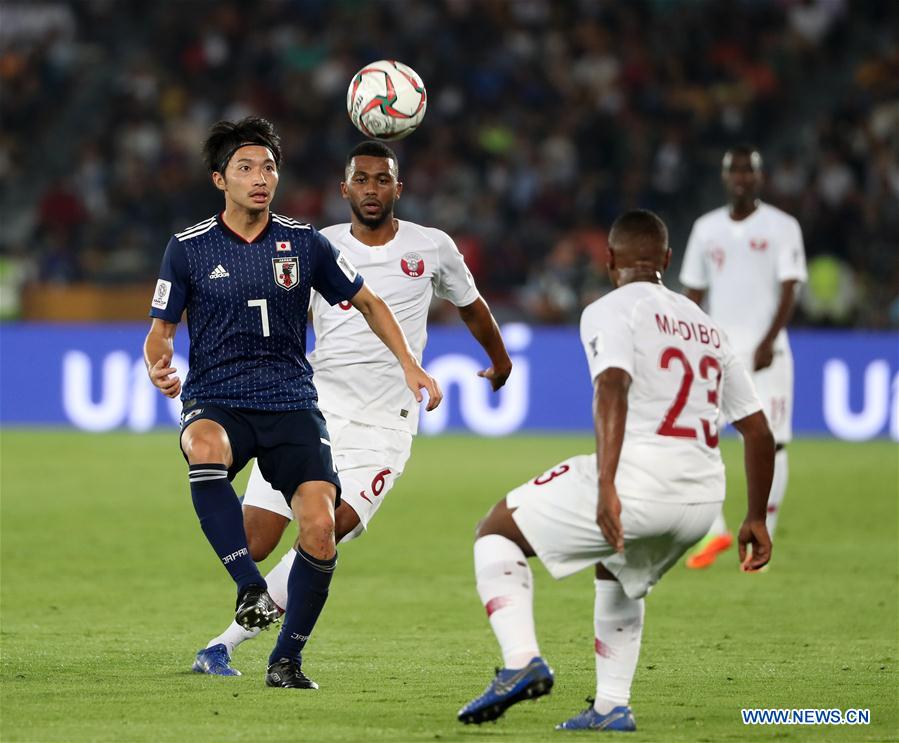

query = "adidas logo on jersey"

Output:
[[209, 264, 230, 279]]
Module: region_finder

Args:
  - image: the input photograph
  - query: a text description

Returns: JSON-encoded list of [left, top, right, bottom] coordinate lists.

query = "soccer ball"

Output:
[[346, 60, 427, 141]]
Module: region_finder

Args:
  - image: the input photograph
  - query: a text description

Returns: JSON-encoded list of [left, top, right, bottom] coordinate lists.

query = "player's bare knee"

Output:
[[182, 435, 227, 465], [476, 498, 511, 538], [296, 512, 336, 559], [180, 420, 230, 465], [475, 498, 534, 556], [301, 512, 336, 543]]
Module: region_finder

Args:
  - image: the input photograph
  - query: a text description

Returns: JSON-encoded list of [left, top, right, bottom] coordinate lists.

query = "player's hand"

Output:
[[405, 362, 443, 411], [477, 361, 512, 391], [753, 339, 775, 371], [597, 481, 624, 553], [737, 518, 771, 572], [148, 355, 181, 399]]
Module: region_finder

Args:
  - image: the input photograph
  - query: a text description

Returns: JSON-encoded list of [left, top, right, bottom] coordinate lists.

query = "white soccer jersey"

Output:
[[311, 220, 480, 434], [580, 282, 762, 503], [679, 203, 807, 356]]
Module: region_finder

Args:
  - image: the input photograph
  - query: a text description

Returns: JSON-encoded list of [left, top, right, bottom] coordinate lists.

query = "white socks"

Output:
[[593, 579, 644, 713], [766, 448, 788, 537], [708, 511, 728, 537], [206, 620, 258, 657], [205, 549, 295, 655], [261, 548, 293, 610], [473, 536, 644, 711], [474, 534, 540, 669]]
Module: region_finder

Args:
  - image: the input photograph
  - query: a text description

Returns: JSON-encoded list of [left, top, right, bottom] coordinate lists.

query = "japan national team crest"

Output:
[[272, 257, 299, 290], [400, 252, 425, 278]]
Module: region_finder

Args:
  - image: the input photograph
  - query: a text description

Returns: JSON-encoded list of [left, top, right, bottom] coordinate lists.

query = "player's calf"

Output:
[[243, 505, 290, 562]]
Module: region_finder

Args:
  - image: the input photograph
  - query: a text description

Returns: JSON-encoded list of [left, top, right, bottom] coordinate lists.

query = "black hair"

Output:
[[202, 116, 282, 174], [609, 209, 669, 248], [345, 140, 399, 172]]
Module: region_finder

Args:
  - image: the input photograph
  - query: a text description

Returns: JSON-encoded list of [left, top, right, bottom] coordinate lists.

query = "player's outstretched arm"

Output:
[[593, 368, 631, 553], [144, 318, 181, 399], [732, 411, 775, 571], [350, 284, 443, 411], [457, 297, 512, 391]]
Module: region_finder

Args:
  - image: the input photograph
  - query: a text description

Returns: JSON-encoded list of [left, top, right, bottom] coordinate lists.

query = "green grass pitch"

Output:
[[1, 431, 896, 742]]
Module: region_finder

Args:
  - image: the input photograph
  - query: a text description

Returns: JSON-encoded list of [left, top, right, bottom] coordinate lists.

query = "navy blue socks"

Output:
[[188, 463, 264, 594], [269, 546, 337, 665]]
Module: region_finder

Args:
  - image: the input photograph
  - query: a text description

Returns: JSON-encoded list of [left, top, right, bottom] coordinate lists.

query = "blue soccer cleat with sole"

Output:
[[555, 700, 636, 732], [192, 644, 241, 677], [458, 656, 554, 724]]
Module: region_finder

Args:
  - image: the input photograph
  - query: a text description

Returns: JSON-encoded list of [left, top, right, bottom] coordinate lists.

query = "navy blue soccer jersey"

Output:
[[149, 212, 364, 411]]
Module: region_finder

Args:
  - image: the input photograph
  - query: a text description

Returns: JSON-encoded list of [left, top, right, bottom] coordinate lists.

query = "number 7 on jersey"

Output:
[[247, 299, 270, 337]]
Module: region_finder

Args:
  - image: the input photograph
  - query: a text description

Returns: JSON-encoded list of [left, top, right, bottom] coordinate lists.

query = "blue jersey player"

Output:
[[143, 116, 442, 689]]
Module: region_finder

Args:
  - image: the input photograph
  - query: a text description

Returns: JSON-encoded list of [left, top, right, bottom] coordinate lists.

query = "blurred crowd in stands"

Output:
[[1, 0, 896, 326]]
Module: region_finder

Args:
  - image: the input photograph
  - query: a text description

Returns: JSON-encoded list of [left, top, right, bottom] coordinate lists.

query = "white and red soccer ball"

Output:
[[347, 60, 427, 141]]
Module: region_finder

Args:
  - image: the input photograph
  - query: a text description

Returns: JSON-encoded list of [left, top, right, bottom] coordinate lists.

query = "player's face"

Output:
[[342, 155, 402, 228], [722, 152, 762, 205], [214, 145, 279, 213]]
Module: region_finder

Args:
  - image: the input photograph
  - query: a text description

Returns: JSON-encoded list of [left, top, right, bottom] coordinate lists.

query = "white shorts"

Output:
[[741, 347, 794, 444], [755, 349, 794, 444], [242, 412, 413, 543], [507, 454, 720, 599]]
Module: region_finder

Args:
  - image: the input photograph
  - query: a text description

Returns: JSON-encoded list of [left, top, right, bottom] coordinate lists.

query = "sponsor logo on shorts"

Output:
[[181, 408, 204, 426]]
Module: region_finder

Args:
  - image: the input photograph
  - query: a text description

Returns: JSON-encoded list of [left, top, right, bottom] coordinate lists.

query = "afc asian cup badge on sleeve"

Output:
[[151, 279, 171, 309], [272, 257, 299, 290], [400, 252, 425, 277]]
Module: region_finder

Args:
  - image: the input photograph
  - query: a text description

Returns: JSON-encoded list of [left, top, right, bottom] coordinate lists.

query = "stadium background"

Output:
[[0, 1, 896, 742]]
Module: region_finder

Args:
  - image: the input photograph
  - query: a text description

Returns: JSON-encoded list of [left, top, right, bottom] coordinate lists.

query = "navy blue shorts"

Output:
[[179, 404, 340, 507]]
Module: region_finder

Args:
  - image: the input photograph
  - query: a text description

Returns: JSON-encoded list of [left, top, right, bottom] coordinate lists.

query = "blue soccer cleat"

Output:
[[555, 700, 636, 732], [458, 657, 554, 724], [192, 644, 241, 677]]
